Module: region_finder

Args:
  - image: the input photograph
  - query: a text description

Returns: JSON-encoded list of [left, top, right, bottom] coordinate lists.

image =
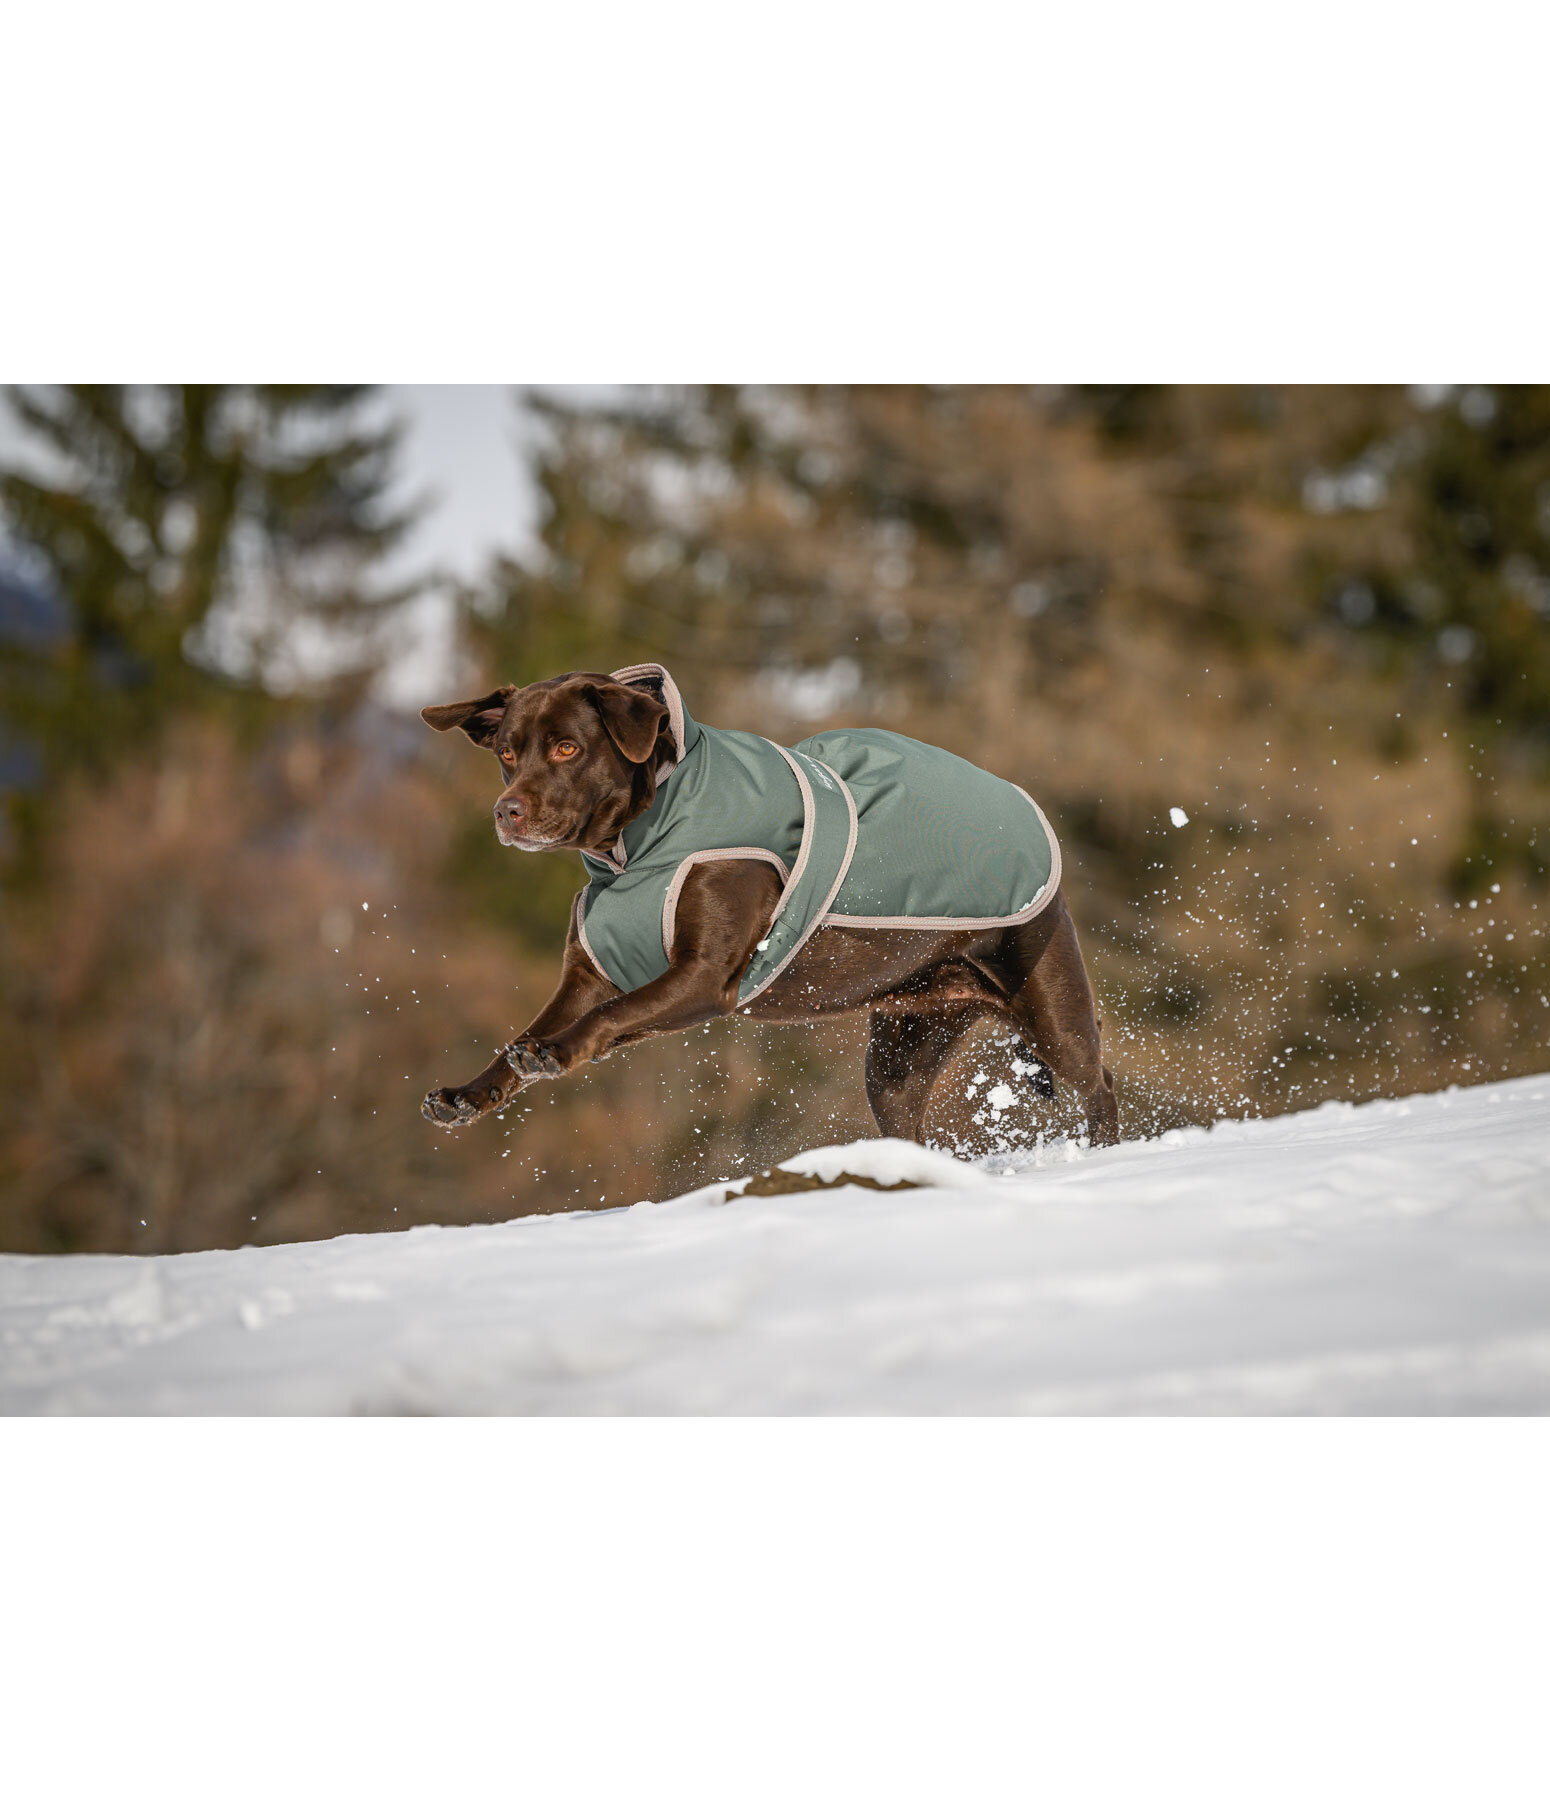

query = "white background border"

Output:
[[4, 4, 1547, 1794]]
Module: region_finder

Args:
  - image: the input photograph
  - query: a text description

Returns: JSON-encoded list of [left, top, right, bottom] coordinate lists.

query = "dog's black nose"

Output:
[[495, 795, 527, 830]]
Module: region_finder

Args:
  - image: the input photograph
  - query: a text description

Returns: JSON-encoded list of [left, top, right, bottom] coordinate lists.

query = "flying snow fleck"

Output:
[[361, 902, 368, 911], [1169, 807, 1190, 828]]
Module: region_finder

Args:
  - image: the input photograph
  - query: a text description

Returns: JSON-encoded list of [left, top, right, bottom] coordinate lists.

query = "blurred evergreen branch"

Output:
[[0, 384, 423, 797]]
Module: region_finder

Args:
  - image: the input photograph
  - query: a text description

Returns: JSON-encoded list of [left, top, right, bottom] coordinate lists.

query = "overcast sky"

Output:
[[373, 386, 542, 704], [381, 385, 534, 581]]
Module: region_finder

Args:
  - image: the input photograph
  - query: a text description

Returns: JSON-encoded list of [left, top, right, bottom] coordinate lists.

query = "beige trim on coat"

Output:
[[660, 848, 791, 962], [738, 749, 860, 1004], [822, 786, 1062, 930], [572, 889, 612, 984]]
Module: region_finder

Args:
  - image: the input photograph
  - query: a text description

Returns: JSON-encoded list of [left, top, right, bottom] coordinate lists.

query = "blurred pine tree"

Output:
[[0, 385, 420, 797]]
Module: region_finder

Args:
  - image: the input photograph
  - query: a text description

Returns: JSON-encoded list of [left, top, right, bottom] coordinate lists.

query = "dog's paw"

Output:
[[503, 1036, 569, 1079], [421, 1084, 499, 1127]]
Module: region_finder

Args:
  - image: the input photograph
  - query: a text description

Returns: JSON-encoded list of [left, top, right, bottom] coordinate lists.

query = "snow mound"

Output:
[[776, 1137, 990, 1191], [4, 1075, 1550, 1415]]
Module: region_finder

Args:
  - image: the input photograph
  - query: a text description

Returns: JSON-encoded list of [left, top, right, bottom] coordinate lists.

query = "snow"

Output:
[[4, 1074, 1550, 1415], [1169, 805, 1189, 827]]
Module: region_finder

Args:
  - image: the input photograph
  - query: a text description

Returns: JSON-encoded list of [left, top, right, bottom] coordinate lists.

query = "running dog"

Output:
[[419, 663, 1117, 1147]]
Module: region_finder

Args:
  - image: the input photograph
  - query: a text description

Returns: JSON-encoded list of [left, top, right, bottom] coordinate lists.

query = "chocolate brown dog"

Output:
[[419, 671, 1118, 1147]]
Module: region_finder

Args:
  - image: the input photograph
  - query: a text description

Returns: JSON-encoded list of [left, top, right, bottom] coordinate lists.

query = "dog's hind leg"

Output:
[[865, 1003, 987, 1143], [870, 954, 1058, 1109], [995, 893, 1119, 1148]]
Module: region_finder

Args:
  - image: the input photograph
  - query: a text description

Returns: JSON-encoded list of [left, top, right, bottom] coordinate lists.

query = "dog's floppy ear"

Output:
[[420, 685, 517, 747], [581, 680, 670, 765]]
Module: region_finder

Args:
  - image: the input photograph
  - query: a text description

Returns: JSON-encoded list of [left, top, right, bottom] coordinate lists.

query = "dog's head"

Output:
[[421, 672, 672, 853]]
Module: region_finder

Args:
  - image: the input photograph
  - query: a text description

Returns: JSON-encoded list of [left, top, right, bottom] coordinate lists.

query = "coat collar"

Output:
[[586, 663, 701, 873], [607, 662, 700, 768]]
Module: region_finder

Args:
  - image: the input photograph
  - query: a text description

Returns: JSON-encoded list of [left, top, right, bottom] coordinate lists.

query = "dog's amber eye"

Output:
[[551, 741, 579, 760]]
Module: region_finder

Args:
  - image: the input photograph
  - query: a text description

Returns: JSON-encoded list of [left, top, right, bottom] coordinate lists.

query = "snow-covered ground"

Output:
[[4, 1075, 1549, 1415]]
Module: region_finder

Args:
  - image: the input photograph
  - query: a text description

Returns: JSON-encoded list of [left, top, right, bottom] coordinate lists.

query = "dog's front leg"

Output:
[[421, 925, 619, 1128], [505, 860, 780, 1078]]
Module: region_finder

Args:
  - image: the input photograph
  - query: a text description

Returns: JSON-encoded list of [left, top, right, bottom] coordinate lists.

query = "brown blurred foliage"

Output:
[[0, 716, 872, 1250], [3, 385, 1547, 1254], [477, 384, 1550, 1119]]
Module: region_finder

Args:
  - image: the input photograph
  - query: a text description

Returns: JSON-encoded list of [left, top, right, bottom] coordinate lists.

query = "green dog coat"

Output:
[[574, 664, 1062, 1004]]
